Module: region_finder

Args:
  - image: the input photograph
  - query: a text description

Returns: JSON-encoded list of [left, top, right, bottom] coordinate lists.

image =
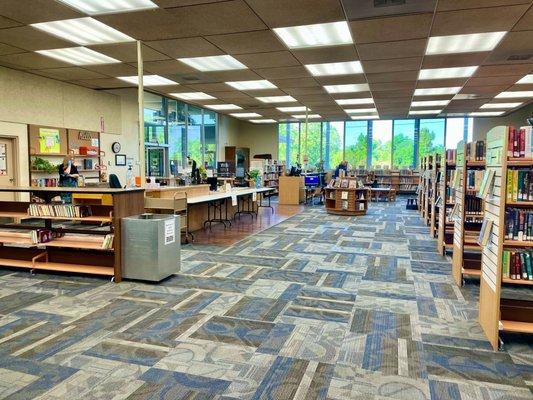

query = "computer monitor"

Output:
[[305, 175, 319, 187]]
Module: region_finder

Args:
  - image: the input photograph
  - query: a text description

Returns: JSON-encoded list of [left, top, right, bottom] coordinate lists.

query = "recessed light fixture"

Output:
[[480, 102, 522, 109], [230, 112, 262, 118], [276, 106, 309, 112], [324, 83, 369, 93], [411, 100, 450, 107], [335, 98, 374, 105], [118, 75, 177, 86], [170, 92, 215, 100], [344, 108, 377, 114], [426, 31, 507, 55], [36, 47, 120, 65], [419, 66, 478, 80], [495, 91, 533, 98], [414, 87, 462, 96], [273, 21, 352, 49], [205, 104, 242, 110], [469, 111, 505, 116], [225, 80, 276, 90], [291, 114, 321, 119], [305, 61, 363, 76], [178, 55, 246, 72], [56, 0, 157, 15], [249, 119, 277, 123], [409, 110, 442, 115], [256, 95, 297, 103], [351, 115, 379, 120], [517, 74, 533, 84], [32, 17, 133, 45]]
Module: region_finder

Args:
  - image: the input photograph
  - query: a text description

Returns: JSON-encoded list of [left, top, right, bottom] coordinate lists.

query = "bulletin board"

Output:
[[28, 125, 68, 155]]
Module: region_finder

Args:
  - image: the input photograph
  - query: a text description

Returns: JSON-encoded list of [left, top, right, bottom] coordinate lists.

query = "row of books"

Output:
[[464, 195, 483, 215], [466, 170, 484, 191], [329, 178, 364, 189], [28, 203, 92, 218], [466, 140, 485, 161], [446, 149, 456, 163], [507, 126, 533, 158], [31, 178, 59, 187], [502, 250, 533, 281], [504, 208, 533, 241], [505, 169, 533, 202]]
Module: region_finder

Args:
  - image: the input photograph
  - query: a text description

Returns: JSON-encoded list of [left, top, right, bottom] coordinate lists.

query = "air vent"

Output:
[[374, 0, 406, 7], [507, 54, 532, 61]]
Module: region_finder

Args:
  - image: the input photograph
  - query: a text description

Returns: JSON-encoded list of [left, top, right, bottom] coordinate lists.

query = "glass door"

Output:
[[145, 146, 167, 177]]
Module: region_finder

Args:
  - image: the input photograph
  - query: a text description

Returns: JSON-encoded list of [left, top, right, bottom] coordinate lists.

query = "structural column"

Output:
[[137, 40, 145, 186]]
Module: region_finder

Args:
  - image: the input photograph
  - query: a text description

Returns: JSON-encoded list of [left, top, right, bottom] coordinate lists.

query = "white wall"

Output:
[[473, 103, 533, 140]]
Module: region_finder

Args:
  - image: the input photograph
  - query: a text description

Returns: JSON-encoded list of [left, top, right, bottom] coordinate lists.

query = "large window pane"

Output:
[[288, 122, 300, 166], [393, 119, 415, 168], [301, 122, 321, 169], [419, 118, 445, 159], [372, 120, 392, 168], [203, 109, 217, 169], [322, 121, 344, 170], [186, 105, 203, 163], [278, 124, 288, 165], [345, 121, 367, 168], [168, 99, 186, 173], [144, 92, 166, 144]]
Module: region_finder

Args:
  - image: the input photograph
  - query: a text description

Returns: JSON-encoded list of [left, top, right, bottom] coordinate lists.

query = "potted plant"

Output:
[[248, 169, 262, 188], [32, 157, 57, 174]]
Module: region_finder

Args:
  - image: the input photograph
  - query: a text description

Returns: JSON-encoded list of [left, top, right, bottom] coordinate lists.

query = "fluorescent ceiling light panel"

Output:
[[118, 75, 177, 86], [36, 47, 120, 65], [225, 80, 276, 90], [170, 92, 215, 100], [324, 83, 369, 93], [305, 61, 363, 76], [250, 119, 277, 123], [414, 87, 461, 96], [291, 114, 321, 119], [344, 108, 377, 114], [426, 31, 506, 55], [205, 104, 242, 110], [411, 100, 450, 107], [409, 110, 442, 115], [276, 106, 309, 112], [230, 112, 261, 118], [273, 21, 352, 49], [452, 93, 482, 100], [480, 102, 522, 109], [335, 98, 374, 105], [419, 66, 478, 80], [56, 0, 157, 15], [32, 17, 133, 45], [178, 55, 246, 72], [256, 95, 296, 103], [517, 74, 533, 84], [469, 111, 505, 116], [495, 91, 533, 98], [351, 115, 379, 120]]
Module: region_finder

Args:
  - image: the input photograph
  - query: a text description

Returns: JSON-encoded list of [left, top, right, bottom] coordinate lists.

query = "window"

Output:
[[323, 121, 344, 170], [203, 110, 217, 169], [186, 105, 203, 164], [144, 92, 166, 144], [301, 122, 322, 168], [278, 123, 288, 165], [393, 119, 415, 168], [288, 122, 300, 166], [419, 118, 445, 159], [168, 99, 186, 172], [345, 121, 367, 168], [372, 120, 392, 168]]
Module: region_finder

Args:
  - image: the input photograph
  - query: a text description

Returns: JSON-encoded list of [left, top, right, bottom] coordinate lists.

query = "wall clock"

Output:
[[111, 142, 121, 153]]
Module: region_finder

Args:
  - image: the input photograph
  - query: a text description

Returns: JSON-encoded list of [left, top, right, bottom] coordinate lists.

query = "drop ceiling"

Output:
[[0, 0, 532, 122]]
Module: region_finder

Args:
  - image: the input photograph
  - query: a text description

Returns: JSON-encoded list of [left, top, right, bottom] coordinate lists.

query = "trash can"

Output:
[[122, 213, 180, 282]]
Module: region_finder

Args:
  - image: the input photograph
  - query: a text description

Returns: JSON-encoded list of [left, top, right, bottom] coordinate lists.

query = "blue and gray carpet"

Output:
[[0, 200, 531, 399]]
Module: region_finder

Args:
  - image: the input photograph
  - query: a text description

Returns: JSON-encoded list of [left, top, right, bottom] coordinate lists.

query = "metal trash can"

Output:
[[122, 213, 180, 282]]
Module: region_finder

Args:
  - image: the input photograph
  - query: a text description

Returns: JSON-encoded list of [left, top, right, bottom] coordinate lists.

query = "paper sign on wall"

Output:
[[0, 144, 6, 176], [231, 194, 237, 206], [164, 219, 175, 245], [39, 128, 61, 154]]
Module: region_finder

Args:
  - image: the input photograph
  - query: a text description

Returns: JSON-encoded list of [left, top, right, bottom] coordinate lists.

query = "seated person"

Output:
[[333, 161, 348, 178]]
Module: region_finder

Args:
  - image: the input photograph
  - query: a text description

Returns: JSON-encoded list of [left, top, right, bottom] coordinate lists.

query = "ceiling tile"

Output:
[[373, 91, 413, 99], [284, 87, 326, 95], [350, 14, 433, 44], [0, 15, 22, 29], [505, 83, 533, 91], [293, 94, 334, 102], [205, 30, 284, 54], [83, 63, 140, 77], [467, 75, 523, 86], [0, 52, 71, 69], [211, 91, 254, 100], [244, 88, 288, 97], [87, 43, 169, 63], [186, 82, 235, 92], [357, 39, 427, 61], [271, 77, 320, 88], [362, 57, 422, 73], [343, 0, 436, 20], [96, 1, 266, 41], [234, 51, 300, 68], [431, 5, 529, 35], [0, 0, 83, 24], [143, 59, 196, 75], [0, 26, 75, 51], [366, 71, 419, 83], [370, 81, 416, 92], [485, 31, 533, 64], [314, 75, 368, 85], [416, 78, 469, 88], [0, 43, 25, 56], [203, 69, 262, 82], [255, 66, 310, 79], [29, 67, 108, 81], [475, 63, 533, 76], [422, 53, 489, 69], [330, 91, 372, 99], [154, 0, 228, 6], [145, 37, 224, 58], [513, 5, 533, 31], [148, 83, 182, 92], [445, 99, 488, 108], [244, 0, 345, 27], [291, 45, 358, 64], [459, 84, 509, 94], [437, 0, 531, 11], [72, 78, 134, 89]]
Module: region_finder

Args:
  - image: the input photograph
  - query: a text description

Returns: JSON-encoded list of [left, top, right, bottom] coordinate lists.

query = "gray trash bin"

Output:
[[122, 213, 180, 282]]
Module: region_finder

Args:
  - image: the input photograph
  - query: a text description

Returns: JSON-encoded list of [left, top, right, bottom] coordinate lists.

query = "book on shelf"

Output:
[[466, 140, 485, 161], [102, 234, 114, 249], [435, 196, 443, 208], [341, 191, 349, 200], [477, 169, 495, 200], [340, 179, 349, 188], [502, 249, 533, 280], [507, 125, 533, 158], [348, 180, 357, 189], [358, 203, 365, 211], [341, 200, 348, 210], [466, 170, 484, 191], [465, 195, 483, 215], [28, 203, 92, 218], [505, 208, 533, 241], [478, 218, 493, 246], [506, 169, 533, 202]]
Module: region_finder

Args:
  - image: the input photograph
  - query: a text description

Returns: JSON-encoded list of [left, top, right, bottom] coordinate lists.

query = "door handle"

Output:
[[8, 178, 14, 182]]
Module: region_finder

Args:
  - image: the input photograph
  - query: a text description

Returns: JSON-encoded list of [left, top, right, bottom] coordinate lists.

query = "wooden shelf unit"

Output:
[[324, 183, 369, 216], [356, 169, 419, 193], [437, 151, 457, 254], [429, 152, 443, 238], [419, 155, 433, 225], [451, 140, 486, 286], [478, 126, 533, 350], [262, 160, 284, 195], [0, 187, 144, 282]]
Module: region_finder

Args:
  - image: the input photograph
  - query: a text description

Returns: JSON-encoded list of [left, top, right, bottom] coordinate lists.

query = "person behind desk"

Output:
[[187, 155, 201, 184], [333, 161, 348, 178], [58, 155, 79, 203]]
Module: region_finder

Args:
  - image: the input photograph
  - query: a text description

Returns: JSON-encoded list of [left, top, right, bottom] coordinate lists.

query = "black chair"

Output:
[[109, 174, 122, 189]]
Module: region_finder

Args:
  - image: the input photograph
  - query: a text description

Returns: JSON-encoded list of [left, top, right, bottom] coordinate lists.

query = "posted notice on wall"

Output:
[[164, 219, 175, 245]]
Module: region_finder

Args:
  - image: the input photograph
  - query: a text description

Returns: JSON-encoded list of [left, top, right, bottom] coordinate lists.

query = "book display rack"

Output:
[[429, 153, 442, 238], [263, 160, 285, 196], [478, 125, 533, 350], [437, 149, 457, 254], [0, 187, 144, 282], [419, 155, 433, 225], [451, 140, 486, 286], [324, 177, 369, 216]]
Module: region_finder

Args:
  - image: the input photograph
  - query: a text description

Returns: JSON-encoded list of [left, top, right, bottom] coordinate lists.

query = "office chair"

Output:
[[109, 174, 122, 189]]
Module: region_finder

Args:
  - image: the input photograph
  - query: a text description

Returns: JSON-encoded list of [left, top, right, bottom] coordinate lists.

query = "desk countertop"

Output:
[[0, 186, 144, 194], [187, 187, 274, 204], [145, 185, 209, 193]]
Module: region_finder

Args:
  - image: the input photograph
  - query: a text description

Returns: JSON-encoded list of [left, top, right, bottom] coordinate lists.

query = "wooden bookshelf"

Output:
[[478, 126, 533, 350], [262, 160, 284, 196], [437, 152, 457, 255], [324, 180, 369, 216], [429, 153, 443, 238], [420, 155, 433, 226], [451, 141, 486, 286], [0, 187, 144, 282]]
